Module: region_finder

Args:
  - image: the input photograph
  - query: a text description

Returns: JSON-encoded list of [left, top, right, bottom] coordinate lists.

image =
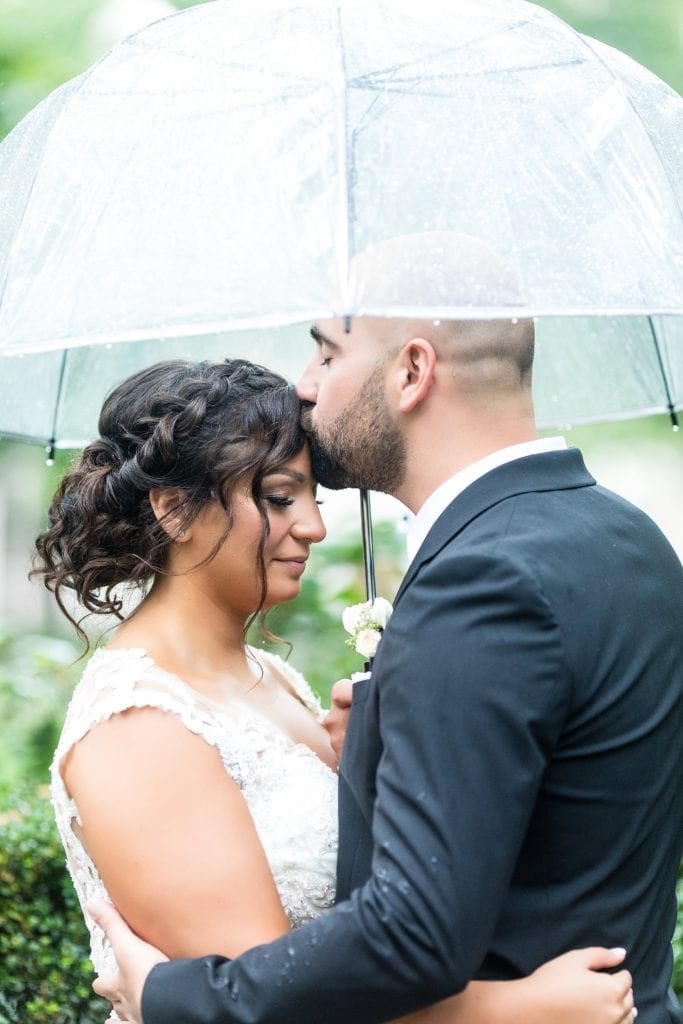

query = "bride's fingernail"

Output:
[[609, 946, 627, 956]]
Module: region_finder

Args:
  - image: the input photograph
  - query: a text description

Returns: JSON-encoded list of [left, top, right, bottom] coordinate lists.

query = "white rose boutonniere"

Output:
[[343, 597, 393, 659]]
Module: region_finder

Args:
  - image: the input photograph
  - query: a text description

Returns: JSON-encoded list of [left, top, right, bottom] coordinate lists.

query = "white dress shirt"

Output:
[[405, 436, 568, 564]]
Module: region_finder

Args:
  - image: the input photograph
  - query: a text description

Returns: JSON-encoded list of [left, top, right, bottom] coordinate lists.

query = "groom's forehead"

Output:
[[310, 317, 390, 352]]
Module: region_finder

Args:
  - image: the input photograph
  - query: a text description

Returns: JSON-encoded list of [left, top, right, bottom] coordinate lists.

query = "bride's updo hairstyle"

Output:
[[32, 358, 305, 646]]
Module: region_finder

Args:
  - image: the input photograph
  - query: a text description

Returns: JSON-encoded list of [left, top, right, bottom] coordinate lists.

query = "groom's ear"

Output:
[[394, 337, 436, 412]]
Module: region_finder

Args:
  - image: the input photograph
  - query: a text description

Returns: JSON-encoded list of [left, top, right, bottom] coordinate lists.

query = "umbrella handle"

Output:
[[359, 488, 377, 675], [360, 489, 376, 602]]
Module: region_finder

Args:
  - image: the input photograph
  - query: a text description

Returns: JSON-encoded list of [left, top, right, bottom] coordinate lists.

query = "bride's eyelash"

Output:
[[263, 495, 294, 508]]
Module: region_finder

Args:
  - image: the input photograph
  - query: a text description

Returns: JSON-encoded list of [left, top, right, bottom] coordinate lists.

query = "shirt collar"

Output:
[[405, 436, 568, 563]]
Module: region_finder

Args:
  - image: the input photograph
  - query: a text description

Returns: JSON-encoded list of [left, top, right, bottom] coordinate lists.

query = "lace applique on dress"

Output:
[[50, 647, 338, 985]]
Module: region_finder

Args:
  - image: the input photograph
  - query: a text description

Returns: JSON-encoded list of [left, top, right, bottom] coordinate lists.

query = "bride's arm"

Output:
[[62, 706, 291, 958], [394, 948, 635, 1024]]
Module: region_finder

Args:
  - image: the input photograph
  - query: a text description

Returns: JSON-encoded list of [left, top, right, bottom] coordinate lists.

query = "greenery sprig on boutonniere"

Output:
[[342, 597, 393, 659]]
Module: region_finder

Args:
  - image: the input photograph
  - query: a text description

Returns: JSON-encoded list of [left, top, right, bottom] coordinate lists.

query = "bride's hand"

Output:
[[324, 678, 354, 761], [520, 946, 636, 1024]]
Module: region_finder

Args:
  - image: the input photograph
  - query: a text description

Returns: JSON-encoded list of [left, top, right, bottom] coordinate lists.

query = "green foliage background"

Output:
[[0, 791, 108, 1024]]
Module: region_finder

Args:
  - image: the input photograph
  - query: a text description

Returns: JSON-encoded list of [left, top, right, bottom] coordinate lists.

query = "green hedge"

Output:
[[0, 790, 108, 1024], [1, 789, 681, 1021], [674, 871, 683, 999]]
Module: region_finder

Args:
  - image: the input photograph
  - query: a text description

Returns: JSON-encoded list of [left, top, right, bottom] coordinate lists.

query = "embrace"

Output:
[[34, 240, 682, 1024]]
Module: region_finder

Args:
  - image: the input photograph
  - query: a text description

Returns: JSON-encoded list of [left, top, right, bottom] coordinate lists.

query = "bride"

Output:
[[33, 358, 635, 1024]]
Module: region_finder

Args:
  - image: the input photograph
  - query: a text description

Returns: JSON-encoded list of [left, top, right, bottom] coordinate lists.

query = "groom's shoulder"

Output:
[[413, 465, 677, 583], [404, 446, 680, 588]]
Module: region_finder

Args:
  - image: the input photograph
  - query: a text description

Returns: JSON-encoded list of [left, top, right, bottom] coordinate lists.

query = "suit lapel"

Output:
[[394, 448, 595, 607]]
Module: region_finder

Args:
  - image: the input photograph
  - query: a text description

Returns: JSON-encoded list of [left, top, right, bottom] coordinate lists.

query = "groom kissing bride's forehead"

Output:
[[299, 233, 536, 501], [98, 231, 683, 1024]]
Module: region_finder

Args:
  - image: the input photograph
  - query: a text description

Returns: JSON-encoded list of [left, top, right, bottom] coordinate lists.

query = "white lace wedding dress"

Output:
[[50, 647, 339, 988]]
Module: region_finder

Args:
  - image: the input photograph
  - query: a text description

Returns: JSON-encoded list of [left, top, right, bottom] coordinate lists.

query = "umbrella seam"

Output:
[[333, 3, 352, 304]]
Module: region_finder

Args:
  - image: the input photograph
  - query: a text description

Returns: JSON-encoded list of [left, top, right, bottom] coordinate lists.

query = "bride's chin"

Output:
[[263, 583, 303, 610]]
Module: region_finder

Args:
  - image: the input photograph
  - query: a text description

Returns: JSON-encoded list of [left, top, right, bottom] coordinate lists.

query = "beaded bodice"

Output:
[[50, 647, 338, 976]]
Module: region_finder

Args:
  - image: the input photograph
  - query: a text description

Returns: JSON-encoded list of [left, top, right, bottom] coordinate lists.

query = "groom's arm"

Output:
[[113, 549, 569, 1024]]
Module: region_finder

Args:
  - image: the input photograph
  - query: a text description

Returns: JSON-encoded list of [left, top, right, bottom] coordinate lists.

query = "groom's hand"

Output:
[[324, 678, 354, 761], [87, 899, 169, 1024]]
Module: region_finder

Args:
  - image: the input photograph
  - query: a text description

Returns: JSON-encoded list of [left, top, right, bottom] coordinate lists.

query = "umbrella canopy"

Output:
[[0, 0, 681, 349], [0, 0, 681, 445]]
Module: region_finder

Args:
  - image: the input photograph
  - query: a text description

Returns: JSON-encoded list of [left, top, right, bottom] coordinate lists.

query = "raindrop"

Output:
[[396, 514, 411, 534], [511, 317, 518, 324], [432, 319, 441, 326]]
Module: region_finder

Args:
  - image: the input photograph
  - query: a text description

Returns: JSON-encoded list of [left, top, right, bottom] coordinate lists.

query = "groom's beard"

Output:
[[300, 373, 406, 494]]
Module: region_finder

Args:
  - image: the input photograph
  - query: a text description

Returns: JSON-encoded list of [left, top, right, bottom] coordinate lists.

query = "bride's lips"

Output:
[[273, 556, 308, 576]]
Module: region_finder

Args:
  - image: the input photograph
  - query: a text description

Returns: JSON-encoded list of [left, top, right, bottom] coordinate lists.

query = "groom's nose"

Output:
[[296, 356, 319, 403]]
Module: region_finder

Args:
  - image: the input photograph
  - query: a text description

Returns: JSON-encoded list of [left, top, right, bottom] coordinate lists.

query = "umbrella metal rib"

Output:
[[46, 348, 69, 464], [648, 317, 679, 430]]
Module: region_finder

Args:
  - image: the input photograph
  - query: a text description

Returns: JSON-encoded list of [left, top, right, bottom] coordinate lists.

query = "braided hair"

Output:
[[32, 358, 305, 648]]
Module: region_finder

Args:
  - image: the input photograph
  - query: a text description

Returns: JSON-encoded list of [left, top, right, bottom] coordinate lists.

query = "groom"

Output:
[[92, 234, 683, 1023]]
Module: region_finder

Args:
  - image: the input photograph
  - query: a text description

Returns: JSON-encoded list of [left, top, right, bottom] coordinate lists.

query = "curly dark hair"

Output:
[[32, 358, 306, 649]]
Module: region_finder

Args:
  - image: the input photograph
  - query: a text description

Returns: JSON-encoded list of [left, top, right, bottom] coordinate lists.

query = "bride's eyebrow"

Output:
[[262, 468, 307, 484]]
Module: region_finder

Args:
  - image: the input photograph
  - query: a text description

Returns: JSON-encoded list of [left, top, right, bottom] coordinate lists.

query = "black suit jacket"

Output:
[[143, 450, 683, 1024]]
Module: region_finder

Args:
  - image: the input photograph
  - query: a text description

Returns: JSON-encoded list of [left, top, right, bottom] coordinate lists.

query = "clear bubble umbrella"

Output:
[[1, 0, 682, 422], [0, 0, 681, 594]]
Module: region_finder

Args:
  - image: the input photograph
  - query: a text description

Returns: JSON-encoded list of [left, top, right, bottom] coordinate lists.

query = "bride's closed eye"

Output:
[[263, 495, 294, 509]]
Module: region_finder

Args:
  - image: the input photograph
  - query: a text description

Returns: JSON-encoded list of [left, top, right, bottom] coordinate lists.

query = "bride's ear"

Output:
[[149, 488, 190, 542]]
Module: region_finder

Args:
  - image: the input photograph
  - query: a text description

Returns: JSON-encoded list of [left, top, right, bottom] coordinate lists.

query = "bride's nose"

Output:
[[292, 498, 326, 543]]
